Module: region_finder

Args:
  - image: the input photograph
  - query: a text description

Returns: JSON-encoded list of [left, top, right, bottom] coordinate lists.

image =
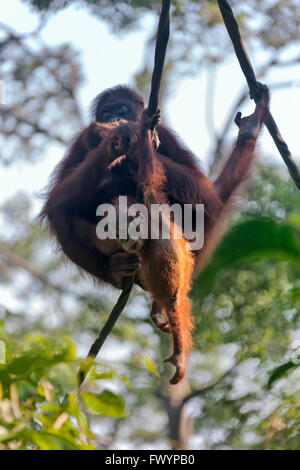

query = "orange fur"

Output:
[[41, 84, 270, 385]]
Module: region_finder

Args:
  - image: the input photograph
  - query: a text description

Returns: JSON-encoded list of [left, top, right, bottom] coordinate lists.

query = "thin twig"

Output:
[[182, 361, 239, 406], [0, 106, 67, 145], [0, 241, 78, 297]]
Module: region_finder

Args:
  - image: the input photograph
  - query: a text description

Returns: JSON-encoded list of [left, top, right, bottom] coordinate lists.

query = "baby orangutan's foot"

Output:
[[151, 312, 170, 334], [150, 303, 170, 333], [164, 353, 186, 385]]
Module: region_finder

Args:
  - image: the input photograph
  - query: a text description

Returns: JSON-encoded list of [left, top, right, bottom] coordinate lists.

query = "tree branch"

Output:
[[211, 79, 299, 173], [209, 50, 300, 172], [0, 107, 67, 145], [182, 361, 240, 406], [0, 241, 77, 297]]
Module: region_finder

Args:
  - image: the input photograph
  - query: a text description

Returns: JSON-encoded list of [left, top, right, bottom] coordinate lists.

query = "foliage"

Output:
[[186, 165, 300, 449], [0, 325, 127, 449], [2, 164, 300, 449], [194, 217, 300, 300]]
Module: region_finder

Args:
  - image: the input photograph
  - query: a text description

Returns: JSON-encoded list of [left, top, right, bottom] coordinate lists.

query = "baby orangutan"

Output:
[[98, 112, 195, 385]]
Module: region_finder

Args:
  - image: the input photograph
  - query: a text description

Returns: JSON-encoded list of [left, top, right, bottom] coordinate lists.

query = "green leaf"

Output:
[[267, 361, 299, 389], [17, 380, 36, 401], [0, 336, 76, 381], [29, 431, 93, 450], [89, 365, 116, 381], [81, 390, 127, 418], [40, 403, 62, 416], [92, 371, 115, 380], [48, 363, 78, 394], [140, 356, 160, 377]]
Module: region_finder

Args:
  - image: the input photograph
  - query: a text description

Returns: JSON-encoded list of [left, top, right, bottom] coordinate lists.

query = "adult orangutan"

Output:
[[41, 83, 270, 383]]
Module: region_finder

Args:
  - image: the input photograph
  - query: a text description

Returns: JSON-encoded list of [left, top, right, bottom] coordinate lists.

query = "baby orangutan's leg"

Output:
[[163, 290, 193, 385], [147, 235, 194, 385]]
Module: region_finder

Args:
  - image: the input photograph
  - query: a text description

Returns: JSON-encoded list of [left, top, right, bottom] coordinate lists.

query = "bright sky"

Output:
[[0, 0, 300, 212]]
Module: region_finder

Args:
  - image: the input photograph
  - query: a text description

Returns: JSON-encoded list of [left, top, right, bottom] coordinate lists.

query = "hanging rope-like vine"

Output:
[[78, 0, 171, 387]]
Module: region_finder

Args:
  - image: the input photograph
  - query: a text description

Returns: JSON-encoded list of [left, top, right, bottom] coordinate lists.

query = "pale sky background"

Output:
[[0, 0, 300, 214]]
